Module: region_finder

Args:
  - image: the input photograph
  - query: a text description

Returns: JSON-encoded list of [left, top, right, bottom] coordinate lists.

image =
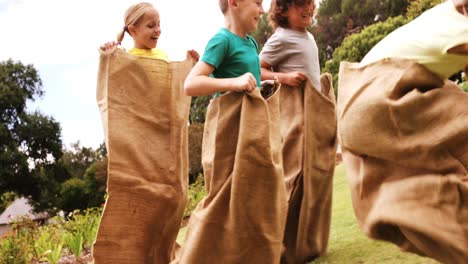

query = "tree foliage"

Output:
[[323, 16, 408, 86], [406, 0, 443, 19], [321, 0, 446, 90], [59, 142, 106, 179], [0, 59, 108, 214], [188, 123, 204, 183], [56, 142, 107, 214], [0, 59, 64, 210], [189, 96, 210, 124], [313, 0, 408, 66], [251, 13, 274, 52]]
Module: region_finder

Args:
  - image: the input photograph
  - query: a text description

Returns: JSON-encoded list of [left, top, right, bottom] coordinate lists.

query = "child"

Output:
[[94, 2, 198, 263], [173, 0, 289, 263], [182, 0, 262, 96], [259, 0, 338, 263], [100, 2, 199, 61], [337, 0, 468, 263], [260, 0, 320, 91]]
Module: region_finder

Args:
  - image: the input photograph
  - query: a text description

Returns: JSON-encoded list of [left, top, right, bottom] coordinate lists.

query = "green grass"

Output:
[[178, 165, 439, 263], [311, 164, 438, 264]]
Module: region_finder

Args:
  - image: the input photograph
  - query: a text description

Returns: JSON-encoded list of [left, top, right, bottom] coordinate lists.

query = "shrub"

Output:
[[184, 174, 206, 218], [0, 207, 102, 263], [323, 16, 408, 90], [188, 123, 204, 183], [59, 178, 89, 214]]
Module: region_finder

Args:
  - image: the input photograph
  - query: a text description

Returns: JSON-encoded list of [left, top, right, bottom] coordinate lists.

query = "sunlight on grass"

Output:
[[311, 164, 439, 264], [177, 226, 187, 246], [177, 164, 440, 263]]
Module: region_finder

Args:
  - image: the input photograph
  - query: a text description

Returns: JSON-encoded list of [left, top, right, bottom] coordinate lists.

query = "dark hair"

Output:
[[269, 0, 314, 28]]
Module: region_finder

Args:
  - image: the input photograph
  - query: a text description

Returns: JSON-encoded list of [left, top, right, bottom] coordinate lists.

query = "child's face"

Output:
[[237, 0, 265, 33], [286, 3, 315, 32], [131, 8, 161, 49]]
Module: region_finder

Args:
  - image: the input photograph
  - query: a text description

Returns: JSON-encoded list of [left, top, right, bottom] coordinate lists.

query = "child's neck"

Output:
[[288, 26, 308, 33], [225, 18, 248, 38]]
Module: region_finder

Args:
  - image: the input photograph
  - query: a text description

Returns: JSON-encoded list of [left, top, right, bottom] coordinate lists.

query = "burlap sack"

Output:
[[173, 88, 288, 264], [94, 48, 194, 264], [337, 58, 468, 264], [280, 75, 338, 264]]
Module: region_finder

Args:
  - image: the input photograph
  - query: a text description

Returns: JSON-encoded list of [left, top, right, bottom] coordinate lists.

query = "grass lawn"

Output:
[[312, 164, 438, 264], [178, 164, 439, 263]]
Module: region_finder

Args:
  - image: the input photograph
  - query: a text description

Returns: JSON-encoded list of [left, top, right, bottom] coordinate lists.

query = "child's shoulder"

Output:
[[212, 28, 232, 38]]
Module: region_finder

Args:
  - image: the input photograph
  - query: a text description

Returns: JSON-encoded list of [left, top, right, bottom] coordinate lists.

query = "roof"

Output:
[[0, 197, 48, 225]]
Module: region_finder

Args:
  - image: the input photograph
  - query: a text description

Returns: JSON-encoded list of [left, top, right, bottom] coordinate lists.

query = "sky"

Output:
[[0, 0, 272, 149]]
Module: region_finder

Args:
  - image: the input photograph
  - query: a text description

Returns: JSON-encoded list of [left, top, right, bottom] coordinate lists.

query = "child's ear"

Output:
[[229, 0, 238, 8], [128, 25, 136, 36]]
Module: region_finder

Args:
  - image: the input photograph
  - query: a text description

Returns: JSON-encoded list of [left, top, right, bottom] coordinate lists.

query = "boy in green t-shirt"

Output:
[[183, 0, 264, 96]]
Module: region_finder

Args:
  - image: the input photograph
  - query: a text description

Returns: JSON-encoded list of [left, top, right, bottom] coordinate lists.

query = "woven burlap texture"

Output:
[[337, 58, 468, 264], [280, 75, 338, 264], [94, 48, 194, 264], [173, 88, 288, 264]]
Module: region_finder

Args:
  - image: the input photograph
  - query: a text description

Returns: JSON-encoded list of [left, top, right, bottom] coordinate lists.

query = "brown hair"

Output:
[[116, 2, 156, 43], [269, 0, 314, 28], [219, 0, 229, 14]]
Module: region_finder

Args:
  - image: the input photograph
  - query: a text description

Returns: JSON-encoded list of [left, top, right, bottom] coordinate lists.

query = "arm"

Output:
[[184, 61, 257, 96], [447, 44, 468, 77], [260, 60, 307, 87], [447, 43, 468, 55]]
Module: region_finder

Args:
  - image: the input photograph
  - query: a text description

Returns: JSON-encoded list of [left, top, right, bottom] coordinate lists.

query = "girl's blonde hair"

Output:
[[117, 2, 156, 44]]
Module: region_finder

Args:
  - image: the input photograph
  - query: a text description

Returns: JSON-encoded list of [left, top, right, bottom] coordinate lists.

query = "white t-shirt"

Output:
[[260, 27, 321, 91], [361, 1, 468, 79]]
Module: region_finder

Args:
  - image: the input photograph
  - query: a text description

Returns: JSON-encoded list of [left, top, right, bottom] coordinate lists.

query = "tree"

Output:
[[313, 0, 408, 66], [189, 96, 211, 124], [322, 16, 408, 88], [321, 0, 446, 90], [0, 59, 64, 212], [251, 13, 274, 52], [56, 142, 108, 214], [59, 141, 106, 179]]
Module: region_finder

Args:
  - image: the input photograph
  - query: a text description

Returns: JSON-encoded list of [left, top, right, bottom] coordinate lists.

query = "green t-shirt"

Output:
[[202, 28, 261, 88]]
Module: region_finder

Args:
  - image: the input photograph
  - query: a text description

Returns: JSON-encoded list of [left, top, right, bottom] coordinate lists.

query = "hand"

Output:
[[233, 73, 257, 93], [100, 41, 118, 52], [186, 49, 200, 61], [282, 71, 307, 87]]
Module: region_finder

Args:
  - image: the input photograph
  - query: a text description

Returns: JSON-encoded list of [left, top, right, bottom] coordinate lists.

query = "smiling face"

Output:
[[286, 2, 315, 32], [129, 8, 161, 50], [237, 0, 265, 33]]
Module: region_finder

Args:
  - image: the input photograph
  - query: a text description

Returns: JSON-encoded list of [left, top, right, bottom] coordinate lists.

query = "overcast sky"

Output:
[[0, 0, 272, 149]]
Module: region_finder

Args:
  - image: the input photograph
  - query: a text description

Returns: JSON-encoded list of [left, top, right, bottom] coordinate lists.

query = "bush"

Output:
[[0, 208, 102, 263], [461, 82, 468, 92], [323, 16, 408, 90], [59, 178, 89, 214], [188, 123, 204, 183], [184, 174, 206, 218]]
